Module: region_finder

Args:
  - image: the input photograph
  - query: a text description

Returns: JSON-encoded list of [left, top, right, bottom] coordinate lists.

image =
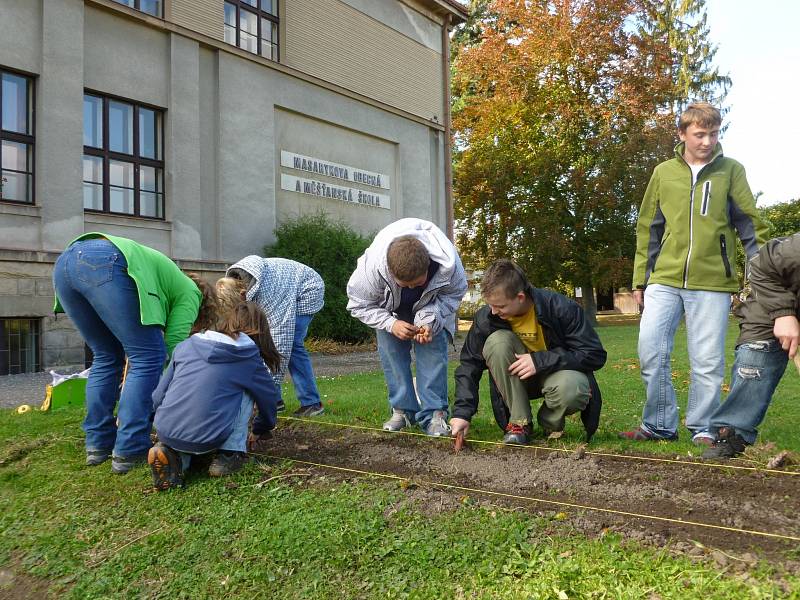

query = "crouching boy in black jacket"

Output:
[[451, 259, 607, 445]]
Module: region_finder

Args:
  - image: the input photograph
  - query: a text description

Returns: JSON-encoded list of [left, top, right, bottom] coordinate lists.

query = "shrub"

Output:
[[264, 213, 373, 343]]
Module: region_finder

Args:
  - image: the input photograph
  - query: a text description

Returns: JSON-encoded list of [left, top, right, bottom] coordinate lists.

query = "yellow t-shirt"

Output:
[[507, 306, 547, 352]]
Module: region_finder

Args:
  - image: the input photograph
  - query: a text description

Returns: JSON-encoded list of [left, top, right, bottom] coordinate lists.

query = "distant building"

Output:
[[0, 0, 467, 374]]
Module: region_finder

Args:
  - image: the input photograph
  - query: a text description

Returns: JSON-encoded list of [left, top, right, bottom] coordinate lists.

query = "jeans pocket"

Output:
[[75, 250, 118, 287]]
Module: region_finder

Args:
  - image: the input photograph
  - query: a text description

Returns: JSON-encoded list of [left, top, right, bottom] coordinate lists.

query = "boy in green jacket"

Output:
[[620, 103, 769, 445]]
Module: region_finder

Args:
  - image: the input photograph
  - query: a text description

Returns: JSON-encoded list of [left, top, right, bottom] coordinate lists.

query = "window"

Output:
[[111, 0, 161, 17], [83, 93, 164, 218], [0, 318, 41, 375], [224, 0, 279, 61], [0, 69, 34, 204]]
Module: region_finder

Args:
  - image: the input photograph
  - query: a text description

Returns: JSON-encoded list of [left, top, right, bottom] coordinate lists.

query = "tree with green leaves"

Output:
[[637, 0, 731, 114]]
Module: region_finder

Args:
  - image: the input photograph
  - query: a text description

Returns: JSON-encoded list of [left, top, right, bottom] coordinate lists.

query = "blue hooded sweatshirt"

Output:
[[152, 331, 279, 453]]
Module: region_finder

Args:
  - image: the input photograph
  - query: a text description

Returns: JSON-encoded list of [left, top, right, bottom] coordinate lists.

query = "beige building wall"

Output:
[[283, 0, 443, 122], [169, 0, 224, 41]]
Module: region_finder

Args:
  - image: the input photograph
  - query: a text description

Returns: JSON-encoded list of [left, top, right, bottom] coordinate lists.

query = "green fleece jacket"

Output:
[[632, 143, 769, 292], [54, 233, 201, 357]]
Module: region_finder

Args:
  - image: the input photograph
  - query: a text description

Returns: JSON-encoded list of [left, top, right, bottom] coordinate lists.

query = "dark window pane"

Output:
[[1, 140, 29, 171], [83, 95, 103, 148], [140, 0, 161, 16], [260, 0, 277, 16], [108, 101, 133, 154], [241, 0, 257, 7], [0, 171, 31, 203], [139, 108, 156, 159], [224, 2, 236, 27], [2, 73, 29, 134], [261, 18, 275, 43]]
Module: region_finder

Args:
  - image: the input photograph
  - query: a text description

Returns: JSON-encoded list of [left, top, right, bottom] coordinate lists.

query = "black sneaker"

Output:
[[86, 449, 112, 466], [292, 403, 325, 418], [111, 453, 149, 474], [701, 427, 748, 459], [208, 451, 248, 477], [147, 443, 184, 490], [502, 423, 532, 445], [276, 400, 286, 412]]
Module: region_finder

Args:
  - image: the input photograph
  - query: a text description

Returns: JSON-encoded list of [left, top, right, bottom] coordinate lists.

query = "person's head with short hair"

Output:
[[387, 235, 430, 288], [185, 273, 219, 335], [677, 102, 722, 133], [217, 301, 281, 372], [215, 276, 247, 320], [678, 102, 722, 166], [481, 259, 533, 320]]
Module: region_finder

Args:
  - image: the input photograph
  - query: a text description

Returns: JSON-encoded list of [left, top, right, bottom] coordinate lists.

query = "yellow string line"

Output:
[[253, 451, 800, 543], [277, 416, 799, 477]]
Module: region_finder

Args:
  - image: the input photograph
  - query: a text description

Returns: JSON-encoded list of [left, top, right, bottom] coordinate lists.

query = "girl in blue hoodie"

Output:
[[149, 302, 281, 490]]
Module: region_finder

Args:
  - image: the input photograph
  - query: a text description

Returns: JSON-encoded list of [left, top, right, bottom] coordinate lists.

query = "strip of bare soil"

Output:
[[253, 421, 800, 563]]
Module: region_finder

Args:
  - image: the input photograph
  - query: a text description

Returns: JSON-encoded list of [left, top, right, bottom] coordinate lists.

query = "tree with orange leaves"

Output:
[[452, 0, 681, 321]]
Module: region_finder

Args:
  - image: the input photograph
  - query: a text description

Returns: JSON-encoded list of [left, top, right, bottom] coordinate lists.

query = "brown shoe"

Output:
[[147, 443, 183, 490]]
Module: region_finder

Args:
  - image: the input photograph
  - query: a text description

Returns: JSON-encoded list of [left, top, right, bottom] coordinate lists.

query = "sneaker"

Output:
[[503, 423, 532, 445], [147, 443, 184, 490], [383, 408, 413, 432], [701, 427, 748, 459], [208, 451, 248, 477], [111, 453, 149, 474], [424, 411, 451, 437], [276, 400, 286, 412], [86, 449, 112, 466], [293, 403, 325, 418], [618, 427, 678, 442]]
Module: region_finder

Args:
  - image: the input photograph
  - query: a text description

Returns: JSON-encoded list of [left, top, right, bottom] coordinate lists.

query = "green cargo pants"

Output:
[[482, 330, 590, 431]]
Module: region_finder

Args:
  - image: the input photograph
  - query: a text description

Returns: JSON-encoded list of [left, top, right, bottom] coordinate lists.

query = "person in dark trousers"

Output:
[[702, 234, 800, 459], [451, 259, 606, 445]]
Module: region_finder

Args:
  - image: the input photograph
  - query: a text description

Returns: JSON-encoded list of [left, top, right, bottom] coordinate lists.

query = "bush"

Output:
[[264, 213, 374, 343]]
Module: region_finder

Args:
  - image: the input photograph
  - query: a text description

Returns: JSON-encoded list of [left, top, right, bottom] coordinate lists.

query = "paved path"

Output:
[[0, 341, 464, 409]]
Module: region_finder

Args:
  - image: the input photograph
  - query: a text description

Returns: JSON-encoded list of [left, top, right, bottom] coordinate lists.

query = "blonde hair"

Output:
[[678, 102, 721, 132], [217, 302, 281, 372], [215, 277, 247, 323]]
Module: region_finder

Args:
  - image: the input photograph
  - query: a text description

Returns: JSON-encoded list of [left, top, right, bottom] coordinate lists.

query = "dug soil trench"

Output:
[[253, 420, 800, 562]]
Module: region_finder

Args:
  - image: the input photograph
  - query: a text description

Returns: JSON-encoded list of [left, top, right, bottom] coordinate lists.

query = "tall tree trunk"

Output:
[[582, 279, 598, 327]]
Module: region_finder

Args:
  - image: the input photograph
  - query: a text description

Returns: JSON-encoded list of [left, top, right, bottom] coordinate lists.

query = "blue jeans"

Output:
[[709, 340, 788, 444], [53, 239, 166, 457], [638, 284, 731, 438], [177, 393, 253, 470], [376, 327, 449, 427], [289, 314, 320, 407]]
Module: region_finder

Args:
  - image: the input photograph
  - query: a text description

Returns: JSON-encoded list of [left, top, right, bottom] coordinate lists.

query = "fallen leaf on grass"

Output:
[[766, 450, 792, 469]]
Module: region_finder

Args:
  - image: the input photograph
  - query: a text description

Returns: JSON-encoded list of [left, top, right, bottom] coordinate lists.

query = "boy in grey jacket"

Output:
[[347, 218, 467, 436], [702, 233, 800, 459]]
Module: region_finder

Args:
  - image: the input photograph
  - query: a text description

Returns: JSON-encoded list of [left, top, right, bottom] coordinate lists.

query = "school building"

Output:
[[0, 0, 467, 374]]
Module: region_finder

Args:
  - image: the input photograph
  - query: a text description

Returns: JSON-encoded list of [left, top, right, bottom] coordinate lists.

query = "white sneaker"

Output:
[[425, 410, 452, 437], [383, 408, 413, 432]]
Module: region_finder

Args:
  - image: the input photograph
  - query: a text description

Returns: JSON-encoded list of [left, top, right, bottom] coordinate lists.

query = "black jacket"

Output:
[[453, 285, 607, 440]]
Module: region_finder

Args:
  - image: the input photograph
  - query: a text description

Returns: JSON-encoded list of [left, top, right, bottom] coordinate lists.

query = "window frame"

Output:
[[224, 0, 280, 62], [0, 67, 35, 206], [83, 90, 165, 220], [0, 317, 42, 375], [110, 0, 163, 18]]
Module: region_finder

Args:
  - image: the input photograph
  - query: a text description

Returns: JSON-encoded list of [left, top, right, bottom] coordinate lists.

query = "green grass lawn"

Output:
[[2, 320, 799, 598]]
